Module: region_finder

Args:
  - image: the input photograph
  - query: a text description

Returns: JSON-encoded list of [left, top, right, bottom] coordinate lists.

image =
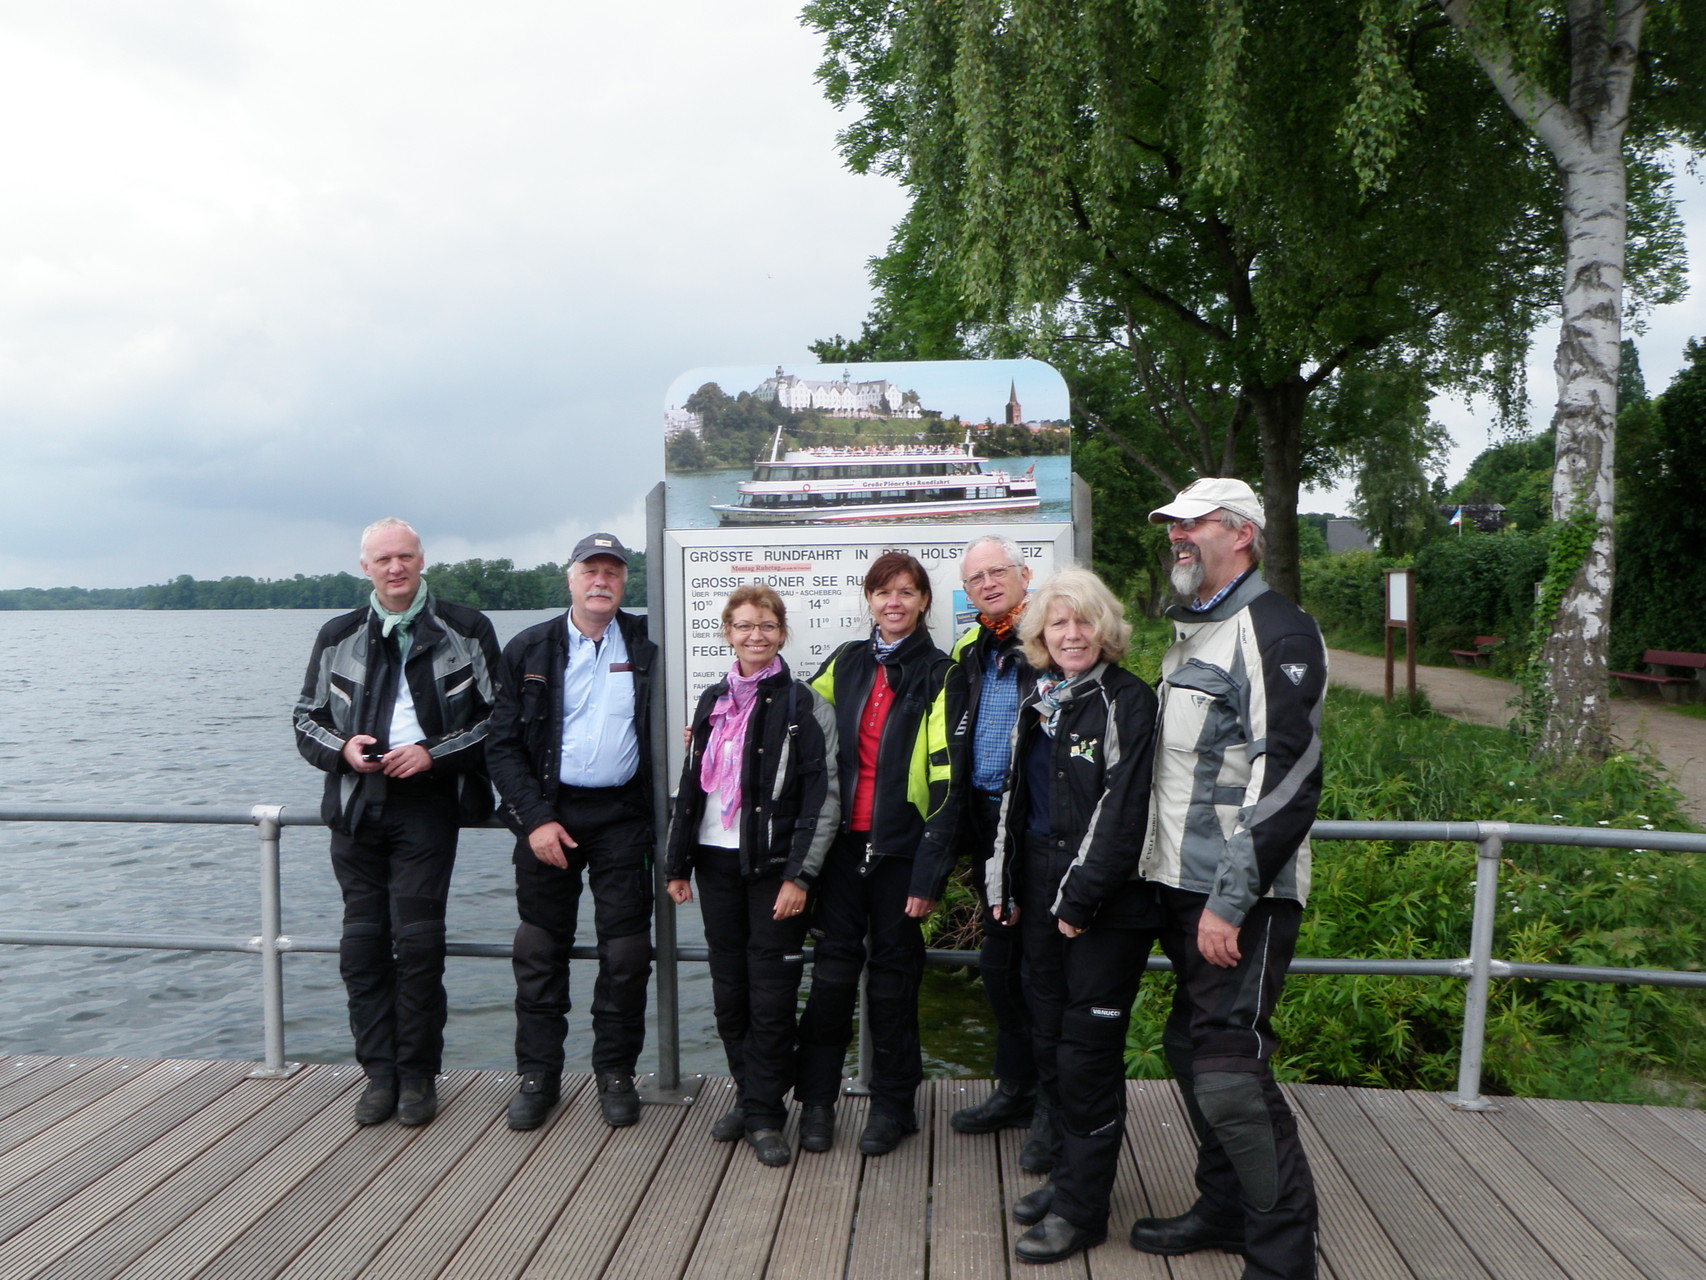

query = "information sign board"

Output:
[[660, 523, 1072, 783]]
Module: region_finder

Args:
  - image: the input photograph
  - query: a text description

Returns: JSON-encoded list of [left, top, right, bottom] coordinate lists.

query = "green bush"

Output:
[[1413, 529, 1549, 664], [1300, 532, 1550, 668], [1125, 687, 1706, 1102], [1299, 551, 1391, 641]]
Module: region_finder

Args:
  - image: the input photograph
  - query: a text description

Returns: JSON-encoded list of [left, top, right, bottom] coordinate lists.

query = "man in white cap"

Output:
[[486, 532, 658, 1132], [1130, 478, 1325, 1280]]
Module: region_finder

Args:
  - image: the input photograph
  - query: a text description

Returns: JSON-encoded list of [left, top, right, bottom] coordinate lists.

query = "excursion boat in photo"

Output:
[[710, 425, 1040, 525]]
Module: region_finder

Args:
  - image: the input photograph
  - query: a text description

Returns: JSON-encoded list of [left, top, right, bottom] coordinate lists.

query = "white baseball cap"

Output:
[[1148, 477, 1265, 530]]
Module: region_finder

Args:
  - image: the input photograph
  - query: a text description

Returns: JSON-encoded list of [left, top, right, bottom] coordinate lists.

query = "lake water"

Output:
[[0, 609, 989, 1075]]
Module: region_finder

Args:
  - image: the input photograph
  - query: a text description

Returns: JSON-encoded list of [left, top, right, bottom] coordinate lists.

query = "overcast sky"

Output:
[[1, 2, 1700, 589]]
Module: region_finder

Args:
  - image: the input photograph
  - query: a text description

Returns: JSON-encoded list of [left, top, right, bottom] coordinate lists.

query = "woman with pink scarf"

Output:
[[664, 584, 840, 1166]]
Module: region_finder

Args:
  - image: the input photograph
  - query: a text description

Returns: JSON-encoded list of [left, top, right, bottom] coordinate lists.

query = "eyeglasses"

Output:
[[1166, 516, 1227, 533], [729, 621, 781, 636], [963, 564, 1018, 590]]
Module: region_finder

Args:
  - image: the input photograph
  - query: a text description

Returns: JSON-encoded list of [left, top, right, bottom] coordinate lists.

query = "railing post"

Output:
[[1447, 823, 1507, 1110], [249, 805, 300, 1079], [641, 480, 700, 1104]]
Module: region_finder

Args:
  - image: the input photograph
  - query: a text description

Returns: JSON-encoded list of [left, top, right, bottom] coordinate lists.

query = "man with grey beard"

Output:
[[485, 533, 658, 1132], [1131, 478, 1326, 1280]]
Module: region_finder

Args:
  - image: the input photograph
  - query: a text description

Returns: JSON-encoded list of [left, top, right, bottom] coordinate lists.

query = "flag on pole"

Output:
[[1450, 506, 1463, 527]]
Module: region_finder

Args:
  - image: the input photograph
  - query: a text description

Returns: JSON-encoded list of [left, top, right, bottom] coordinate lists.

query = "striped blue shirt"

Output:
[[972, 645, 1022, 793]]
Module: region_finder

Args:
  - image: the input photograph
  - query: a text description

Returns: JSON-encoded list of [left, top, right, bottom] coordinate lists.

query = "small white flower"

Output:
[[1642, 824, 1656, 831], [1597, 820, 1610, 826]]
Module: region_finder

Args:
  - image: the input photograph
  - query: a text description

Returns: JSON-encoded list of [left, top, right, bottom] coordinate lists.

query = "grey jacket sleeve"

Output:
[[795, 687, 841, 884]]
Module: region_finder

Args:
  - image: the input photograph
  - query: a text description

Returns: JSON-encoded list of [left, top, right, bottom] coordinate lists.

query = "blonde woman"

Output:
[[985, 568, 1160, 1264]]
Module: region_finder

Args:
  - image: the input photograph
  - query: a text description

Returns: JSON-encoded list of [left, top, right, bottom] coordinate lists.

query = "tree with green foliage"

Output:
[[1434, 0, 1704, 759], [1608, 337, 1706, 669], [1312, 360, 1451, 555], [804, 0, 1576, 601], [1450, 431, 1556, 531]]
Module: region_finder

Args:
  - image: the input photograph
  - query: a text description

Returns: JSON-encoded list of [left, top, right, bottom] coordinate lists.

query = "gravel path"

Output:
[[1327, 649, 1706, 825]]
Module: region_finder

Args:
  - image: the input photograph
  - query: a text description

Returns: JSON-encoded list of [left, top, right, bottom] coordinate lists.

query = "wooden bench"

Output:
[[1610, 649, 1706, 702], [1449, 635, 1504, 668]]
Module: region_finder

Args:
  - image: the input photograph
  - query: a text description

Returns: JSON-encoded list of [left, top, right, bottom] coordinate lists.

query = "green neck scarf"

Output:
[[371, 583, 429, 654]]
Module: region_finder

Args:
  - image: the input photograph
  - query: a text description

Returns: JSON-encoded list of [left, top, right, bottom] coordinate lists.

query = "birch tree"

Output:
[[1435, 0, 1703, 758]]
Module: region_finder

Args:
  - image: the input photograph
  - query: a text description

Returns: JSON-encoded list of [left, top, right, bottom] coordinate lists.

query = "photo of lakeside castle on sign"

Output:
[[662, 358, 1072, 530]]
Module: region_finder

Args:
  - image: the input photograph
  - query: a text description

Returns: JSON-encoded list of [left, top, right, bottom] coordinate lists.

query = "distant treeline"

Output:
[[0, 554, 648, 612]]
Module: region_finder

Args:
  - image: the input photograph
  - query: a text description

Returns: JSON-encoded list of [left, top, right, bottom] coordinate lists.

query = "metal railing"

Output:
[[2, 804, 1704, 1107]]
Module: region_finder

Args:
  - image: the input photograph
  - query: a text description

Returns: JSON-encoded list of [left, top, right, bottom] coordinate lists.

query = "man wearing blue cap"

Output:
[[486, 532, 657, 1131]]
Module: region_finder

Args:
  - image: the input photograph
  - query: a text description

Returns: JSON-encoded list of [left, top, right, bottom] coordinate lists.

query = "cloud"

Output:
[[0, 2, 908, 588], [2, 3, 1698, 580]]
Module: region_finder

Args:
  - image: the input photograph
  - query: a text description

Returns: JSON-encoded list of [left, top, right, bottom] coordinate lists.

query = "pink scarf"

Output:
[[699, 657, 782, 829]]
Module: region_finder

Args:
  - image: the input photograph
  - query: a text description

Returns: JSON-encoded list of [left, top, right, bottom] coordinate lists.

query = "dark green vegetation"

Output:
[[1302, 339, 1706, 674], [1141, 688, 1705, 1102], [801, 0, 1688, 600], [1303, 539, 1550, 673], [665, 381, 1067, 474], [0, 554, 648, 611]]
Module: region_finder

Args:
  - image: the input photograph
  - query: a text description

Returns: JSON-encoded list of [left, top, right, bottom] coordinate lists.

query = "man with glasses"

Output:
[[937, 534, 1054, 1171], [1131, 478, 1325, 1279], [486, 533, 658, 1132]]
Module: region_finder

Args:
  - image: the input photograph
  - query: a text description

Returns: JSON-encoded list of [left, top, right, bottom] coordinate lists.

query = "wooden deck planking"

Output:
[[0, 1056, 109, 1126], [1510, 1097, 1706, 1269], [842, 1085, 933, 1280], [0, 1059, 201, 1177], [0, 1066, 325, 1279], [1119, 1081, 1240, 1280], [159, 1067, 463, 1280], [1647, 1097, 1706, 1156], [0, 1060, 251, 1244], [30, 1066, 358, 1280], [272, 1070, 516, 1280], [526, 1076, 703, 1280], [927, 1078, 1011, 1280], [1292, 1082, 1495, 1280], [1389, 1091, 1641, 1280], [1287, 1087, 1413, 1280], [184, 1070, 470, 1280], [435, 1074, 604, 1280], [1484, 1097, 1706, 1280], [1080, 1086, 1167, 1280], [680, 1105, 804, 1280], [1345, 1086, 1568, 1280], [765, 1090, 869, 1280], [0, 1059, 1704, 1279]]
